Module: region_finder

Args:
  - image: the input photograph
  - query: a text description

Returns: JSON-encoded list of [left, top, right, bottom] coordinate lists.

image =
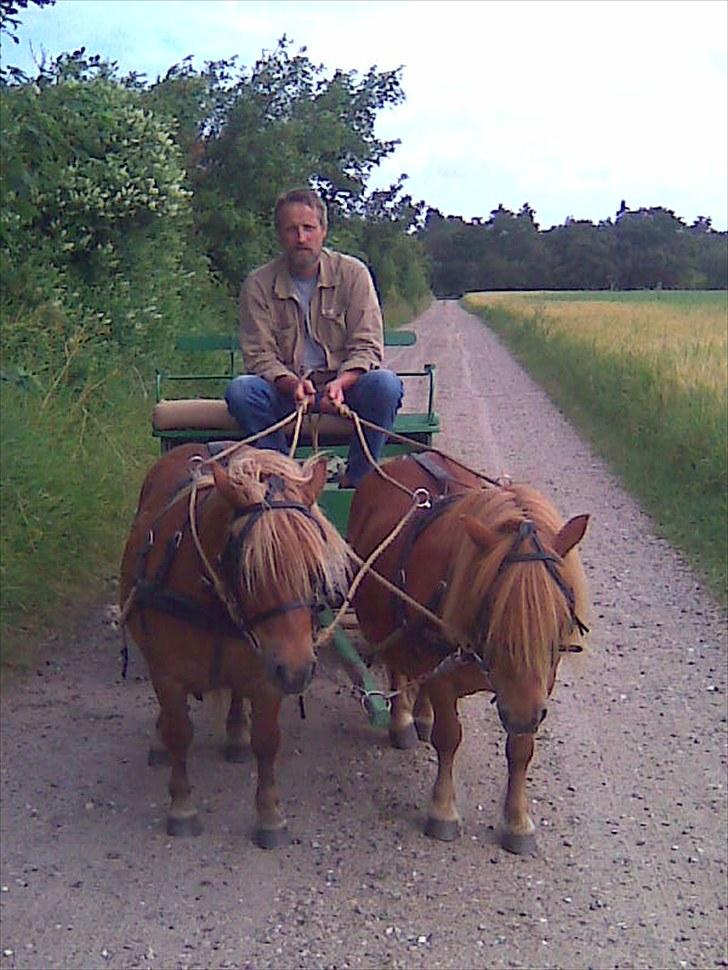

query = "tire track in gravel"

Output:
[[1, 300, 725, 970]]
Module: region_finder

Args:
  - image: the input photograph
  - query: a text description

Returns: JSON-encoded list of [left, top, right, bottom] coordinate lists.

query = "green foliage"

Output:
[[144, 40, 409, 290], [1, 57, 235, 401]]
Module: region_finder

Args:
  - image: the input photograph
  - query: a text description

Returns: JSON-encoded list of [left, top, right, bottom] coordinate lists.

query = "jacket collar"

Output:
[[272, 248, 335, 298]]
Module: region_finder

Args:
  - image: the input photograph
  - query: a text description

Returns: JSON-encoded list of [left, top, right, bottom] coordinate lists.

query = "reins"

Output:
[[121, 455, 327, 659]]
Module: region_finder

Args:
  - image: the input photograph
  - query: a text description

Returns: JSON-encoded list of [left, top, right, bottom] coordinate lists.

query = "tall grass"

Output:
[[464, 291, 728, 601], [0, 368, 158, 656]]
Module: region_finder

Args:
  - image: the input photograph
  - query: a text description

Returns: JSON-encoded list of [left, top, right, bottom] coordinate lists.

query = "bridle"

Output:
[[500, 519, 589, 635], [471, 518, 589, 672], [216, 473, 328, 654], [128, 471, 329, 663]]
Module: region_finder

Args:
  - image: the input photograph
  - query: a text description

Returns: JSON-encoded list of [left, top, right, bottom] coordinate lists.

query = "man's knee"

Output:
[[225, 375, 274, 413], [356, 368, 404, 406]]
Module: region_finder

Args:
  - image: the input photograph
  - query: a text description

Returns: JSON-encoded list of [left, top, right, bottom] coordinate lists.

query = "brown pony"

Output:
[[120, 444, 350, 847], [347, 452, 590, 855]]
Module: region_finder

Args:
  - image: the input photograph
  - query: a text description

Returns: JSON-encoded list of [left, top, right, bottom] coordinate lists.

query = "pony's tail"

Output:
[[202, 688, 231, 729]]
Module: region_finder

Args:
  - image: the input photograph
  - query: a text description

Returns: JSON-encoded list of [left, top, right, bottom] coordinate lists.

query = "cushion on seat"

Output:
[[152, 398, 353, 441], [153, 399, 239, 431]]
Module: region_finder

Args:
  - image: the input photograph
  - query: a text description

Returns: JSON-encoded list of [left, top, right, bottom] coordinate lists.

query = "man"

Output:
[[225, 188, 403, 487]]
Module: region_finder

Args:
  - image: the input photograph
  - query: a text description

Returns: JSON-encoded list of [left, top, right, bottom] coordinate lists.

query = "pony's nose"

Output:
[[497, 703, 548, 735], [271, 659, 316, 695]]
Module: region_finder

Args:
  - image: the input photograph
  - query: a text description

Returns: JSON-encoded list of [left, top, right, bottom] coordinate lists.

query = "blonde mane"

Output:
[[223, 450, 351, 603], [441, 484, 589, 674]]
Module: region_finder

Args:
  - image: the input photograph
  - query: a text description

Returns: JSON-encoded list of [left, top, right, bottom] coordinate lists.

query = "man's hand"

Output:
[[320, 377, 345, 413], [275, 375, 316, 409], [321, 371, 362, 414], [294, 378, 316, 408]]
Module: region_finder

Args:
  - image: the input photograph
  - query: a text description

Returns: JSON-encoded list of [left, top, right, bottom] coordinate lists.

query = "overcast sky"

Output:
[[6, 0, 727, 230]]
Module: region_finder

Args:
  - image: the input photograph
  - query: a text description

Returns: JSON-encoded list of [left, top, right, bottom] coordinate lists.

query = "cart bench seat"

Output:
[[152, 329, 440, 453]]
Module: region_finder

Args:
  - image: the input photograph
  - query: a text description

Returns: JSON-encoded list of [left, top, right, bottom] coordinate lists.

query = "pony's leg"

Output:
[[424, 684, 463, 841], [413, 687, 434, 743], [155, 685, 202, 837], [147, 713, 171, 767], [388, 670, 419, 750], [250, 693, 289, 849], [501, 733, 537, 855], [223, 691, 251, 763]]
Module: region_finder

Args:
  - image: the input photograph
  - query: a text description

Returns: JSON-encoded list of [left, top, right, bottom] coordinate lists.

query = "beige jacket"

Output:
[[239, 248, 383, 384]]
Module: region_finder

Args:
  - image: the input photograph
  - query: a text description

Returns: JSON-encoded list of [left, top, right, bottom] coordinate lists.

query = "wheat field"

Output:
[[463, 290, 728, 598]]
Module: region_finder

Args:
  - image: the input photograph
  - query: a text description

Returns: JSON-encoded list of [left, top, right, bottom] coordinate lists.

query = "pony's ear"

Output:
[[553, 514, 589, 558], [299, 457, 328, 506], [211, 461, 251, 509], [461, 515, 500, 552]]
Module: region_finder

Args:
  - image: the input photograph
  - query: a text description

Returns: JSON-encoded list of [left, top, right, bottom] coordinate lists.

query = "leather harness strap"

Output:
[[385, 454, 469, 654], [127, 462, 324, 685]]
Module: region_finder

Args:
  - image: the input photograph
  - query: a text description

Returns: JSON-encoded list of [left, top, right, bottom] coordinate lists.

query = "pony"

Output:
[[347, 452, 590, 855], [119, 443, 350, 847]]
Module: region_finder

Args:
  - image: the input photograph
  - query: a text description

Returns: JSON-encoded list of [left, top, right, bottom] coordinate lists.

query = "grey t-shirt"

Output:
[[292, 275, 327, 373]]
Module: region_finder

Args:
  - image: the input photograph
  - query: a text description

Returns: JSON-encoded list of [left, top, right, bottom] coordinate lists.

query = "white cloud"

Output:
[[9, 0, 727, 228]]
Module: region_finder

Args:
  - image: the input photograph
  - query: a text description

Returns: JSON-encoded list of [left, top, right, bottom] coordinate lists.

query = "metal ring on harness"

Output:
[[359, 689, 394, 714], [412, 487, 432, 510]]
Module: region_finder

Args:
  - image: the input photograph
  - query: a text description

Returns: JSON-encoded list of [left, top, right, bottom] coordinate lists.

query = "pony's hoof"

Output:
[[414, 718, 433, 743], [166, 814, 203, 837], [389, 722, 419, 750], [254, 825, 290, 850], [501, 830, 538, 856], [425, 816, 461, 841], [223, 742, 249, 763], [147, 747, 171, 767]]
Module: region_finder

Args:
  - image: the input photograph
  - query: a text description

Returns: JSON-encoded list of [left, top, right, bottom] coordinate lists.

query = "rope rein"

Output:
[[336, 403, 503, 488], [186, 473, 243, 627], [312, 487, 439, 650]]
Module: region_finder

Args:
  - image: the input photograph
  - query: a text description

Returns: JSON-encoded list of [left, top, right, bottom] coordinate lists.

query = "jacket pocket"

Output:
[[274, 314, 297, 362], [318, 310, 347, 351]]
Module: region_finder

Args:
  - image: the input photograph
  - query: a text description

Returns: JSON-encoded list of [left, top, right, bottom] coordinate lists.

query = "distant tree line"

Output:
[[419, 201, 727, 296]]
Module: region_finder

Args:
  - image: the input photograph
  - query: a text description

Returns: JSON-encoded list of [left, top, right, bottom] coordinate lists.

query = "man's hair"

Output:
[[274, 188, 328, 232]]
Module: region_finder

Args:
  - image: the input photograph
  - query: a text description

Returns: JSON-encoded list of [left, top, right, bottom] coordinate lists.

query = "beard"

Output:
[[288, 246, 320, 276]]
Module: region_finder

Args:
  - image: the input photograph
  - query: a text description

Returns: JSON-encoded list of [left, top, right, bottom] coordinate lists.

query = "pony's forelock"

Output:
[[442, 485, 588, 675], [223, 450, 350, 602]]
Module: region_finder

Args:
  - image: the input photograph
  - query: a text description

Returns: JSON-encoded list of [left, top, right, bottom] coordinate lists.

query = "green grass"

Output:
[[534, 290, 727, 306], [464, 291, 728, 602], [0, 369, 158, 657], [382, 289, 433, 329]]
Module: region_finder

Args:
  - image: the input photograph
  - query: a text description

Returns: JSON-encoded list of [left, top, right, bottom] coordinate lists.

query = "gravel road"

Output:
[[1, 300, 726, 970]]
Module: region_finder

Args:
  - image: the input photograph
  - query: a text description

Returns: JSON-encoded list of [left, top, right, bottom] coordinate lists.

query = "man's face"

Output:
[[277, 203, 327, 278]]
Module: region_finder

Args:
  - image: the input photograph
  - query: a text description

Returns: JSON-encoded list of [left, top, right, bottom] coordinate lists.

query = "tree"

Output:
[[146, 39, 407, 290], [614, 205, 692, 288], [0, 0, 56, 82], [1, 52, 201, 381], [545, 219, 617, 289]]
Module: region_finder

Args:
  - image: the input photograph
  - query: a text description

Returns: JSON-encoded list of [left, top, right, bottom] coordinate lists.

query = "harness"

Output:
[[380, 453, 588, 685], [386, 453, 472, 657], [125, 462, 327, 685]]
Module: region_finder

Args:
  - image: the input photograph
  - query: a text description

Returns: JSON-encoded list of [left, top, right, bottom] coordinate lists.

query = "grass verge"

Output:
[[464, 293, 727, 602], [0, 367, 158, 659]]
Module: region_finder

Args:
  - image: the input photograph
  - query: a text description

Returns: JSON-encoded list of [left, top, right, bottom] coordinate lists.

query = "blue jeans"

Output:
[[225, 369, 404, 486]]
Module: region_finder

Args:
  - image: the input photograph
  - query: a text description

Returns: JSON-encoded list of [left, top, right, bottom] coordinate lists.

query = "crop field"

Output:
[[463, 290, 727, 599]]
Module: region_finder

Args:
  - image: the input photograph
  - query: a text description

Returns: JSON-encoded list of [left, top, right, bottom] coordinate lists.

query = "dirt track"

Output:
[[1, 300, 726, 970]]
